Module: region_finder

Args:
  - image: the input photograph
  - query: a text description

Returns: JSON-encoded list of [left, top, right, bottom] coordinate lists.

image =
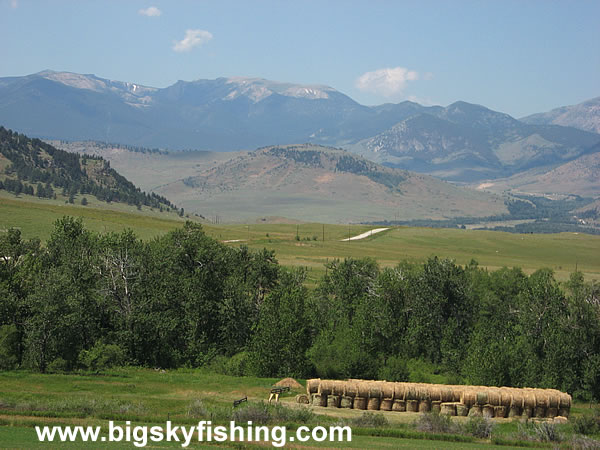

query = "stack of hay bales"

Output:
[[305, 379, 571, 419]]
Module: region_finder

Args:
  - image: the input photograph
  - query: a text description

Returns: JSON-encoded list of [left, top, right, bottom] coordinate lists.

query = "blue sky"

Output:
[[1, 0, 598, 117]]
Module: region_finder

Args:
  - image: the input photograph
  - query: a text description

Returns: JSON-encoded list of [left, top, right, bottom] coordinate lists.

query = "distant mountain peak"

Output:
[[521, 96, 600, 134], [223, 76, 336, 102]]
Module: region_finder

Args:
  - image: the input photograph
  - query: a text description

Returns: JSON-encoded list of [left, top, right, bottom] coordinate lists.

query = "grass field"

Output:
[[0, 369, 598, 448], [2, 193, 600, 284]]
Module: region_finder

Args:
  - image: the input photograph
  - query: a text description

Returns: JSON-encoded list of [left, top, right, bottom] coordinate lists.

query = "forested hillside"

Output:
[[1, 219, 599, 402], [0, 127, 176, 211]]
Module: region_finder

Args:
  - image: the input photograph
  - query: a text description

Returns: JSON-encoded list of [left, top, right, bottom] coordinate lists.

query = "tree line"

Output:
[[1, 218, 599, 401]]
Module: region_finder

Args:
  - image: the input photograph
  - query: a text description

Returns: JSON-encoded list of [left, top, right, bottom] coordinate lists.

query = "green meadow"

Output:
[[2, 193, 600, 284], [0, 369, 598, 448]]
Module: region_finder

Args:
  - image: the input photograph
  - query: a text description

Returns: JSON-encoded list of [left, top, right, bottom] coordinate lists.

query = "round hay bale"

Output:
[[468, 405, 483, 417], [461, 389, 477, 407], [488, 388, 501, 406], [440, 387, 454, 403], [451, 387, 463, 403], [312, 393, 327, 407], [367, 397, 381, 411], [508, 405, 521, 418], [523, 391, 536, 410], [534, 406, 546, 418], [533, 405, 547, 417], [522, 406, 533, 418], [476, 390, 489, 406], [406, 399, 419, 412], [332, 381, 345, 396], [418, 400, 431, 413], [381, 382, 395, 399], [416, 384, 431, 401], [482, 404, 494, 419], [392, 399, 406, 412], [307, 379, 320, 394], [494, 406, 507, 418], [354, 396, 368, 410], [548, 391, 560, 409], [295, 394, 309, 404], [510, 390, 524, 410], [534, 390, 549, 409], [380, 398, 394, 411], [431, 401, 442, 414], [319, 380, 334, 395], [546, 407, 558, 418], [357, 382, 370, 399], [429, 386, 442, 402], [499, 388, 512, 408], [368, 382, 382, 399], [344, 381, 358, 397], [405, 384, 418, 401], [456, 403, 469, 417], [340, 396, 354, 409], [327, 395, 340, 408], [440, 403, 456, 416], [275, 378, 303, 389], [393, 383, 406, 400], [554, 416, 568, 424], [559, 393, 571, 409]]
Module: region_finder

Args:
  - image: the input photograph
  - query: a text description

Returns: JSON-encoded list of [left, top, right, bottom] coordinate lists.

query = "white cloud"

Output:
[[355, 67, 420, 97], [173, 29, 213, 53], [138, 6, 161, 17]]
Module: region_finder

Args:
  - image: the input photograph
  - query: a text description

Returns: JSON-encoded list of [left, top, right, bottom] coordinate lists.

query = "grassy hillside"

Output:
[[0, 191, 187, 241]]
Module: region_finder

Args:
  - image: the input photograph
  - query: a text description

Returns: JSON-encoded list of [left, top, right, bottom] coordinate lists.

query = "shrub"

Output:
[[79, 343, 126, 371], [352, 412, 389, 428], [224, 352, 249, 376], [532, 421, 562, 442], [463, 416, 495, 438], [573, 413, 600, 436], [415, 411, 458, 434], [47, 357, 69, 373], [187, 399, 210, 419], [232, 403, 271, 425], [271, 404, 315, 424]]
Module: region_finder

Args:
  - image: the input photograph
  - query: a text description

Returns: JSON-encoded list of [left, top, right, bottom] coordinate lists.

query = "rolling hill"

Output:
[[153, 144, 507, 223]]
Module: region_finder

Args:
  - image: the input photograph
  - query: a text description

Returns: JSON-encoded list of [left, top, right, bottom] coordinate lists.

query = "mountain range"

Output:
[[1, 71, 599, 185]]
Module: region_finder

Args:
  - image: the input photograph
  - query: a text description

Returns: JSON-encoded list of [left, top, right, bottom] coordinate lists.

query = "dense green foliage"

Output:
[[1, 218, 599, 401], [0, 127, 175, 210]]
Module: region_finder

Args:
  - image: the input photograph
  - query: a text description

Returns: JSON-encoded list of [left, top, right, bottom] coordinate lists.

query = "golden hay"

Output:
[[392, 399, 406, 412], [380, 398, 394, 411], [307, 379, 320, 394], [354, 396, 368, 410], [406, 399, 419, 412], [275, 378, 303, 389], [367, 397, 381, 410], [440, 403, 457, 416], [340, 396, 353, 409]]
